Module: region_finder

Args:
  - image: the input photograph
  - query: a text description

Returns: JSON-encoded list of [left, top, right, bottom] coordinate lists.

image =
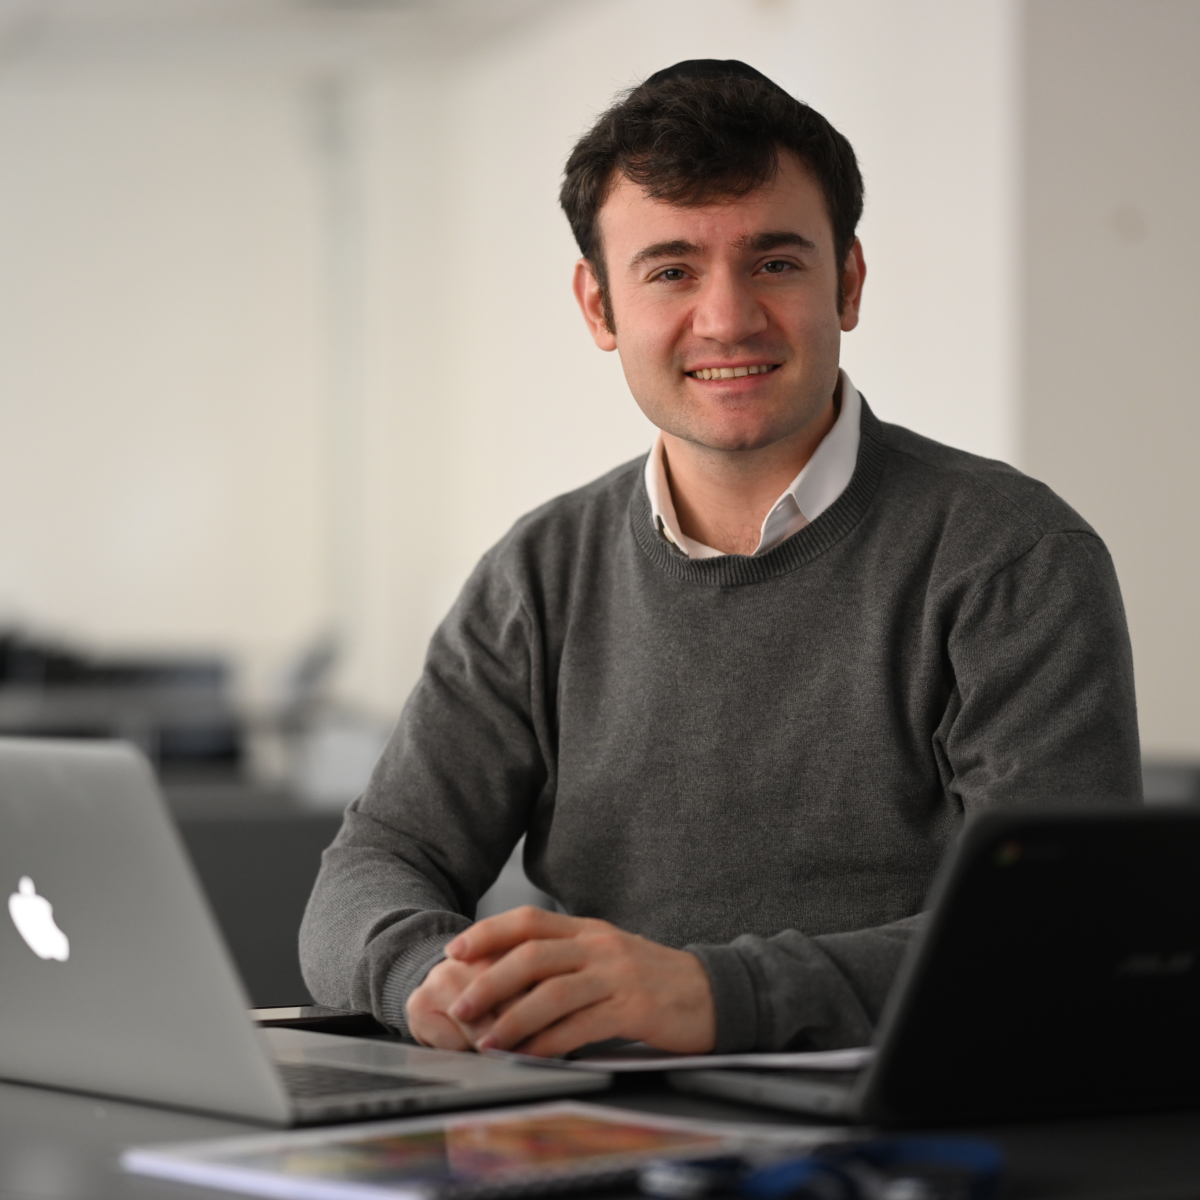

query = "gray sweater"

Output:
[[300, 401, 1141, 1051]]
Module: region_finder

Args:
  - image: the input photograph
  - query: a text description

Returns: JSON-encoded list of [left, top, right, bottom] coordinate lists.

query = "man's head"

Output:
[[561, 62, 866, 460], [560, 61, 864, 331]]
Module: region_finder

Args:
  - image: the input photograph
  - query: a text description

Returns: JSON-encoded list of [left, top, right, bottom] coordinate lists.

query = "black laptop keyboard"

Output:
[[277, 1062, 445, 1099]]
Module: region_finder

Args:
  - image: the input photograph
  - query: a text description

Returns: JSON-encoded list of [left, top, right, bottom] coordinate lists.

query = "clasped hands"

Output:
[[405, 907, 716, 1057]]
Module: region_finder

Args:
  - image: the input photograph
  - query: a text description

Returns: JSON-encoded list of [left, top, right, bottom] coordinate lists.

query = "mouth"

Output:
[[686, 363, 781, 381]]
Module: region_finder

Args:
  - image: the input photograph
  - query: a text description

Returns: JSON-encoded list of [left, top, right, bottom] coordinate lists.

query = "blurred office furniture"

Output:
[[0, 629, 243, 779], [256, 633, 393, 811]]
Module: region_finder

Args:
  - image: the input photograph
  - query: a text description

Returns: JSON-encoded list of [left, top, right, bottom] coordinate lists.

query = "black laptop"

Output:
[[671, 807, 1200, 1124]]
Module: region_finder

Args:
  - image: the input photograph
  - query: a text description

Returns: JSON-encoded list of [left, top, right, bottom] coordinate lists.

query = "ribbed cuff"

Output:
[[686, 942, 760, 1054], [379, 933, 458, 1039]]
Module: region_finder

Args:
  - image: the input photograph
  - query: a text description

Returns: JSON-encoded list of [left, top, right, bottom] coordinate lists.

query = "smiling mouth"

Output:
[[686, 364, 780, 380]]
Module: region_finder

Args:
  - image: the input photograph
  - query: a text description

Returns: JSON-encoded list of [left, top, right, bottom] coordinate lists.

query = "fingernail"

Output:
[[476, 1035, 497, 1051], [449, 999, 470, 1020]]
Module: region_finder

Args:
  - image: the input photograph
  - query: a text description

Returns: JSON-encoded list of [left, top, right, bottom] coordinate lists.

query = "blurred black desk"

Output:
[[5, 1071, 1200, 1200], [168, 783, 342, 1008]]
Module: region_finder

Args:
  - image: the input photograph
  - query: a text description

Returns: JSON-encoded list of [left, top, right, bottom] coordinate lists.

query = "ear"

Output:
[[839, 239, 866, 332], [573, 258, 618, 351]]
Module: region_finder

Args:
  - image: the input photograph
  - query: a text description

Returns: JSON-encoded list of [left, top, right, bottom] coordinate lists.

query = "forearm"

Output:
[[687, 914, 924, 1052], [299, 807, 473, 1033]]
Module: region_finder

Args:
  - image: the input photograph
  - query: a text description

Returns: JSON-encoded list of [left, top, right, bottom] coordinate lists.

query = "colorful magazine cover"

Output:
[[122, 1100, 829, 1200]]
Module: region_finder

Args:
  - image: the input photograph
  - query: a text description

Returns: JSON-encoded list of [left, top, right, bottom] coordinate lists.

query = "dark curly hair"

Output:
[[560, 61, 864, 330]]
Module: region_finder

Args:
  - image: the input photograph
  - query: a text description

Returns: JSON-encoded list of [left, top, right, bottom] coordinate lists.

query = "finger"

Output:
[[474, 969, 611, 1052], [514, 1002, 619, 1059], [446, 907, 588, 961], [450, 938, 587, 1023], [409, 1011, 473, 1051], [451, 1006, 498, 1047], [406, 955, 500, 1050]]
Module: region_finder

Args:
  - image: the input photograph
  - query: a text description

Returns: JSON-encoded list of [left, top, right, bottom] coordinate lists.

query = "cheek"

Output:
[[614, 342, 657, 412], [614, 302, 683, 375], [614, 338, 682, 430], [778, 304, 841, 360], [617, 333, 682, 410], [615, 332, 654, 383]]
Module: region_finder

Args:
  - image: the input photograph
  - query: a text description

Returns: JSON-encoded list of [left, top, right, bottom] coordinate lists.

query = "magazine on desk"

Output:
[[122, 1100, 839, 1200]]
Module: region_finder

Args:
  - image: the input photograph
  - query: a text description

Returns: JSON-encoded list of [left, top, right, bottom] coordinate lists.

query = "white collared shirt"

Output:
[[644, 371, 863, 559]]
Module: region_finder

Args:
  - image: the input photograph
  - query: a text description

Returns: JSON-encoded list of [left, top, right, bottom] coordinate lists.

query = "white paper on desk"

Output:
[[485, 1045, 874, 1073]]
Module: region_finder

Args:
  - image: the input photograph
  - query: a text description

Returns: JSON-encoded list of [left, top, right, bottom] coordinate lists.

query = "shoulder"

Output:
[[872, 415, 1095, 542], [859, 408, 1114, 604]]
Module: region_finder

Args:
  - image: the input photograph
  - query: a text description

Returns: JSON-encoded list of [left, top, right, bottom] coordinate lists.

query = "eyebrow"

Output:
[[628, 239, 702, 270], [627, 229, 817, 271], [738, 230, 817, 254]]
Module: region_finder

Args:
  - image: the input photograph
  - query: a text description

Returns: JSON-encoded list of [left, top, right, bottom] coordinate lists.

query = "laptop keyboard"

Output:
[[277, 1062, 445, 1098]]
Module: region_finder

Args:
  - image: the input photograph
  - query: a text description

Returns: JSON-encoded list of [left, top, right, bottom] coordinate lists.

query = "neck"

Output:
[[662, 382, 841, 556]]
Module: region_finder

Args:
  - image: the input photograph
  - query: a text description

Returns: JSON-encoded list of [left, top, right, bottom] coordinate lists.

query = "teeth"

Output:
[[691, 365, 774, 380]]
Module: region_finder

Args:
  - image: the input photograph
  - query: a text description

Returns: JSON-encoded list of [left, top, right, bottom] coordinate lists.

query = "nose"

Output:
[[691, 268, 768, 345]]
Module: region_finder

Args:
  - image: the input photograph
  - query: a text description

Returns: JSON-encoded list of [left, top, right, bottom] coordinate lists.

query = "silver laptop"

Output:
[[0, 737, 609, 1125]]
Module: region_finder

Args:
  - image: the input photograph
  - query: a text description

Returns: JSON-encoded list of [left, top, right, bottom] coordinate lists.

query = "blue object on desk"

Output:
[[640, 1136, 1003, 1200], [739, 1155, 846, 1200]]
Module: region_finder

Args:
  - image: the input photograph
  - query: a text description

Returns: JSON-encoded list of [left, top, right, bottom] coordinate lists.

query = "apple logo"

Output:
[[8, 876, 70, 962]]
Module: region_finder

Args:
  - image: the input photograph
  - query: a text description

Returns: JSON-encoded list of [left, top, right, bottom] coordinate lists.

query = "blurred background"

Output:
[[1, 0, 1196, 1002]]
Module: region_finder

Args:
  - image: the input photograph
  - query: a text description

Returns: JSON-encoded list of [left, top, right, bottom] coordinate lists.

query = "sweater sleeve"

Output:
[[689, 529, 1142, 1052], [298, 550, 550, 1035]]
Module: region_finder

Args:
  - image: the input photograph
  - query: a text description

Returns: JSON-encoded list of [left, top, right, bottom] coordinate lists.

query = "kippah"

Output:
[[641, 59, 791, 96]]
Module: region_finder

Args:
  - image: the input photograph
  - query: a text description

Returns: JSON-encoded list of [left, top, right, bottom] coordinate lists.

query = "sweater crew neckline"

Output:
[[630, 399, 888, 586]]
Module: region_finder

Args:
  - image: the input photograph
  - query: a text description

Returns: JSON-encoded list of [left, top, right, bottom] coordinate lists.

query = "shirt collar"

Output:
[[644, 370, 863, 559]]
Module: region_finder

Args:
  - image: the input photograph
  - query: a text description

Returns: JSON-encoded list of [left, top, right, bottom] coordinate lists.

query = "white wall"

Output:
[[0, 0, 1021, 727], [1022, 0, 1200, 757], [0, 74, 328, 699]]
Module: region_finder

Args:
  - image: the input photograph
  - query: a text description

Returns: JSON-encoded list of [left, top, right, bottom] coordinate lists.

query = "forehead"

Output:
[[597, 153, 833, 264]]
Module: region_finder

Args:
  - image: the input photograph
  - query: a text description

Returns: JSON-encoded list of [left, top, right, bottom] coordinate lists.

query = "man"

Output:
[[300, 61, 1140, 1056]]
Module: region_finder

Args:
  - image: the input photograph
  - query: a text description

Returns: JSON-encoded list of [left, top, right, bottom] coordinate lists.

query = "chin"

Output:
[[690, 424, 786, 454]]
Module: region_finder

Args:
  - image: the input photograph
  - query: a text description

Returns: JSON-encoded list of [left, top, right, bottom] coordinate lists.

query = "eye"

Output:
[[760, 259, 793, 275], [654, 267, 689, 282]]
